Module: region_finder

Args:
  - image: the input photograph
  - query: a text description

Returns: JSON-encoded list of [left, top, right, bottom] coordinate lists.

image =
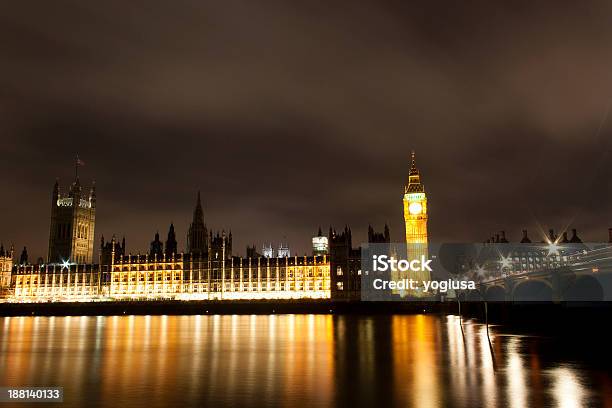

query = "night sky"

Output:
[[1, 1, 612, 260]]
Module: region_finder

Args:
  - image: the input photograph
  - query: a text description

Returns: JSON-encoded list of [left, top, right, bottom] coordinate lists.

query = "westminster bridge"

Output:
[[460, 244, 612, 302]]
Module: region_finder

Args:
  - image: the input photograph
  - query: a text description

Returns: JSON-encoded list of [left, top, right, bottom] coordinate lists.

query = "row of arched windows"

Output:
[[55, 223, 90, 240]]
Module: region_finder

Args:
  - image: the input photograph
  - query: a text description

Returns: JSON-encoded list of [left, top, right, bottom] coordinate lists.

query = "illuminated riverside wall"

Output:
[[10, 254, 330, 302]]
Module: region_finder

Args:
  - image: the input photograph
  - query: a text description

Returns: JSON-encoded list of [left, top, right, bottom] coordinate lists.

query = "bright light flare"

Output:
[[547, 243, 560, 256], [499, 255, 512, 269], [474, 264, 487, 277]]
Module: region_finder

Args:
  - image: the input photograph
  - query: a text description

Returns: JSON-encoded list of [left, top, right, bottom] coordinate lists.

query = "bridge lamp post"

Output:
[[499, 256, 512, 276], [474, 265, 487, 279], [547, 243, 560, 257]]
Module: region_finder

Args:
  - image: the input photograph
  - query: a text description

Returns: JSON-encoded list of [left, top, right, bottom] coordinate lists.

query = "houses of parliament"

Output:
[[5, 154, 431, 302]]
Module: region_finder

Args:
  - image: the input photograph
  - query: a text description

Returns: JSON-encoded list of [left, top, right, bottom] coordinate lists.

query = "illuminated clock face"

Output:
[[408, 202, 423, 215]]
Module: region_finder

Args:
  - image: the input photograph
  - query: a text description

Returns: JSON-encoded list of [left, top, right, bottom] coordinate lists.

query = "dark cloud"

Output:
[[1, 0, 611, 259]]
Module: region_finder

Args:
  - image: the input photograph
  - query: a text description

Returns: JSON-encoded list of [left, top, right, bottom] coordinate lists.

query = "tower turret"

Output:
[[47, 158, 96, 264], [187, 191, 208, 256], [69, 176, 82, 197], [52, 179, 60, 202], [89, 181, 96, 209], [520, 229, 531, 243], [100, 234, 125, 265], [368, 225, 390, 243], [0, 243, 14, 289], [19, 246, 28, 265], [165, 223, 178, 257], [569, 228, 582, 244], [150, 231, 163, 258]]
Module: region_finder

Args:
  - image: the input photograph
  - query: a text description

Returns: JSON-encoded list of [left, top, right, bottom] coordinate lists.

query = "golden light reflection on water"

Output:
[[0, 315, 608, 407], [507, 336, 528, 408], [391, 314, 440, 407], [479, 326, 497, 407], [550, 367, 586, 408]]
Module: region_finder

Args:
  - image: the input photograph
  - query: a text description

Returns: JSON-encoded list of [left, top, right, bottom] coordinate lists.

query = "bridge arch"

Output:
[[512, 279, 553, 302], [465, 289, 483, 301], [485, 285, 506, 302], [564, 275, 604, 302]]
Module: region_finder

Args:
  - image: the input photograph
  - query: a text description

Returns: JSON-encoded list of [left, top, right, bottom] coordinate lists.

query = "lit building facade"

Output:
[[9, 176, 330, 302], [109, 253, 328, 300], [11, 254, 330, 302], [13, 263, 104, 300], [6, 155, 438, 303]]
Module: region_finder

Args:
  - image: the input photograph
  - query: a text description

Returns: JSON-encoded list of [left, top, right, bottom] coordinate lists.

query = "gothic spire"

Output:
[[150, 230, 163, 257], [193, 191, 204, 224], [165, 223, 178, 257], [188, 191, 208, 255], [405, 150, 424, 193], [409, 150, 419, 176], [569, 228, 582, 243], [75, 155, 85, 180], [520, 229, 531, 243], [19, 246, 28, 265], [53, 178, 60, 201]]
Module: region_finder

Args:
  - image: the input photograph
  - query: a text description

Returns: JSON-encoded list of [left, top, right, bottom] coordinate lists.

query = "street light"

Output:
[[547, 243, 560, 257], [499, 255, 512, 269]]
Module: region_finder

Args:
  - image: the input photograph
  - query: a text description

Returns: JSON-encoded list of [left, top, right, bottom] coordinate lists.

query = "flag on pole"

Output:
[[75, 155, 85, 179]]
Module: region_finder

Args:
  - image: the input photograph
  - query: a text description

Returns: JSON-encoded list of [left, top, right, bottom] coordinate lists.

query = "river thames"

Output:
[[0, 314, 610, 407]]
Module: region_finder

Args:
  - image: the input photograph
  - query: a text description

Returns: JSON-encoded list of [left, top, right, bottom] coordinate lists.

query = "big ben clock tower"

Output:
[[403, 151, 430, 286]]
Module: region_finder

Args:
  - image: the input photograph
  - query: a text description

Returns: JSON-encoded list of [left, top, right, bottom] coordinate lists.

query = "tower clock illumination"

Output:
[[408, 202, 422, 215], [403, 151, 430, 291]]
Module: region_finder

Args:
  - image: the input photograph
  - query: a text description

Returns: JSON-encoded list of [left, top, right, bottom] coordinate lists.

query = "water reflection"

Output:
[[0, 314, 609, 407], [550, 367, 586, 408]]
